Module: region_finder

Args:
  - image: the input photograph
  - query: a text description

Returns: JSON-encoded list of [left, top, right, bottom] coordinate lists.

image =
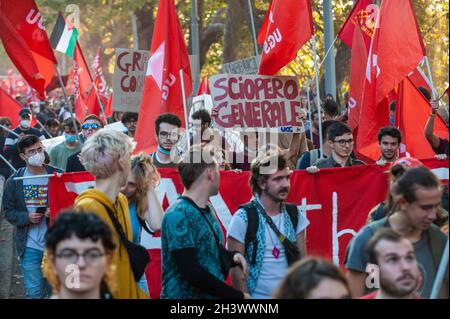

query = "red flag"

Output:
[[356, 0, 425, 160], [258, 0, 314, 75], [92, 47, 110, 99], [347, 21, 368, 131], [337, 0, 376, 49], [196, 77, 210, 96], [85, 88, 101, 117], [73, 42, 94, 98], [70, 59, 87, 121], [257, 0, 274, 45], [104, 95, 113, 118], [0, 0, 57, 97], [134, 0, 192, 154], [0, 87, 23, 127], [407, 67, 432, 95], [48, 172, 95, 225], [397, 78, 449, 159]]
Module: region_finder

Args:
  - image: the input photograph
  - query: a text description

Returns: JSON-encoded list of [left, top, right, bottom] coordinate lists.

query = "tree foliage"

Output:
[[0, 0, 448, 102]]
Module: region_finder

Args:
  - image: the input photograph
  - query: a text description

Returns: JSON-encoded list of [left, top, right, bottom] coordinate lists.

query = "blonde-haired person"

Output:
[[120, 153, 164, 297], [74, 129, 148, 299]]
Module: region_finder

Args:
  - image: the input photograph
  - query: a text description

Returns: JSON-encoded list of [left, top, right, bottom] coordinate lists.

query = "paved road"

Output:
[[0, 212, 25, 299]]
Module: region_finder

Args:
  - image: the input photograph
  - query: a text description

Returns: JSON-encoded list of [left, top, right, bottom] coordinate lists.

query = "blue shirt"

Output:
[[161, 196, 224, 299], [128, 202, 142, 245]]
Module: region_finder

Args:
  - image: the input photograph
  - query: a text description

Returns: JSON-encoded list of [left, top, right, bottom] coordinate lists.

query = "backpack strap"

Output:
[[238, 202, 259, 265], [285, 203, 299, 231]]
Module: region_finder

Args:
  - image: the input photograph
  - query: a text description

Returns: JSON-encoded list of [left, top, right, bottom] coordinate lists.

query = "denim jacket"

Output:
[[2, 165, 62, 257]]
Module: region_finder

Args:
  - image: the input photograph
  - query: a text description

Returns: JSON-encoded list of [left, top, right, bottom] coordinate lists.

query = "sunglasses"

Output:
[[82, 123, 100, 130]]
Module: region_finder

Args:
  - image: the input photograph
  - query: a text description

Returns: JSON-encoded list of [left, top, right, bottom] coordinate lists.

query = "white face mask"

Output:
[[27, 152, 45, 167], [20, 120, 31, 129]]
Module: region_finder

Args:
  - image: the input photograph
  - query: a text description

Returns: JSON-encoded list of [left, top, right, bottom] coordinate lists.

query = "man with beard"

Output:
[[360, 229, 421, 299], [161, 144, 248, 299], [376, 127, 401, 166], [151, 113, 182, 168], [227, 146, 309, 298], [345, 166, 448, 298]]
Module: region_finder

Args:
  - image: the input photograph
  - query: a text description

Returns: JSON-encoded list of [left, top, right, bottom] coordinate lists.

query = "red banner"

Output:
[[48, 159, 449, 298]]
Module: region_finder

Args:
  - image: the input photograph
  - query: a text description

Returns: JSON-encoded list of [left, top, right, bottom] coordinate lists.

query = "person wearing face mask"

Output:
[[3, 108, 45, 169], [2, 135, 62, 299], [49, 118, 81, 171]]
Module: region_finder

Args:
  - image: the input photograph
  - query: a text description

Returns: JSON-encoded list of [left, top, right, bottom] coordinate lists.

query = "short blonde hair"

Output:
[[80, 130, 135, 178]]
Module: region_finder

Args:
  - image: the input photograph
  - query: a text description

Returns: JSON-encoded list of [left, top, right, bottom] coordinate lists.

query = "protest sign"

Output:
[[210, 74, 304, 132], [112, 48, 149, 112], [222, 56, 260, 75]]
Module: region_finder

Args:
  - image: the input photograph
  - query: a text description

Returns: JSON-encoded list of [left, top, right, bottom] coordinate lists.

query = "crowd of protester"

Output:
[[0, 87, 448, 299]]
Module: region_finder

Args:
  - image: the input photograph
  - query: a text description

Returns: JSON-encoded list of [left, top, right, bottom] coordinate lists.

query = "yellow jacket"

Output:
[[74, 189, 148, 299]]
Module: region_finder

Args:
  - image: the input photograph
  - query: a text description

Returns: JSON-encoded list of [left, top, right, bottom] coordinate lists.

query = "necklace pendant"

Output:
[[272, 246, 280, 259]]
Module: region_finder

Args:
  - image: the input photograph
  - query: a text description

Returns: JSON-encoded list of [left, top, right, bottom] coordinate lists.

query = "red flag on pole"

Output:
[[0, 87, 23, 127], [397, 78, 449, 159], [134, 0, 192, 154], [337, 0, 376, 49], [347, 21, 368, 131], [195, 77, 210, 96], [407, 67, 432, 95], [258, 0, 314, 75], [0, 0, 57, 98], [256, 0, 274, 45], [92, 47, 110, 99], [356, 0, 426, 160], [73, 42, 94, 99]]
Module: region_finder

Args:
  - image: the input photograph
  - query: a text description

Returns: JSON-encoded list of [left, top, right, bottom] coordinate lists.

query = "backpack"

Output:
[[239, 202, 299, 265]]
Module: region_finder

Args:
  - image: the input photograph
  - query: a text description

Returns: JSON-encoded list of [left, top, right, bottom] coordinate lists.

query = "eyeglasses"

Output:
[[26, 147, 43, 156], [333, 139, 354, 147], [159, 131, 180, 140], [82, 123, 100, 130], [55, 248, 105, 265]]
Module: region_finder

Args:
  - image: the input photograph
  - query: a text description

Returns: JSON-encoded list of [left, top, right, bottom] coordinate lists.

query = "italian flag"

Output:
[[50, 13, 78, 58]]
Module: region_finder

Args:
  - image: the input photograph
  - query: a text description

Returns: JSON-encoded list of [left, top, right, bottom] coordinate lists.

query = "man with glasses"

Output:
[[307, 122, 364, 173], [152, 113, 182, 168], [121, 112, 138, 139], [3, 108, 45, 169], [2, 135, 62, 298], [66, 115, 104, 172]]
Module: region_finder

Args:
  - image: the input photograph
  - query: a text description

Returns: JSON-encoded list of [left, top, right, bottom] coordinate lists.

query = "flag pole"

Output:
[[424, 56, 437, 98], [179, 69, 191, 150], [54, 64, 81, 140], [247, 0, 260, 59], [311, 35, 324, 158], [0, 124, 20, 137], [306, 80, 313, 142], [416, 65, 438, 97], [318, 35, 338, 70], [35, 118, 52, 138], [14, 174, 54, 181], [430, 237, 449, 299], [0, 154, 17, 173]]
